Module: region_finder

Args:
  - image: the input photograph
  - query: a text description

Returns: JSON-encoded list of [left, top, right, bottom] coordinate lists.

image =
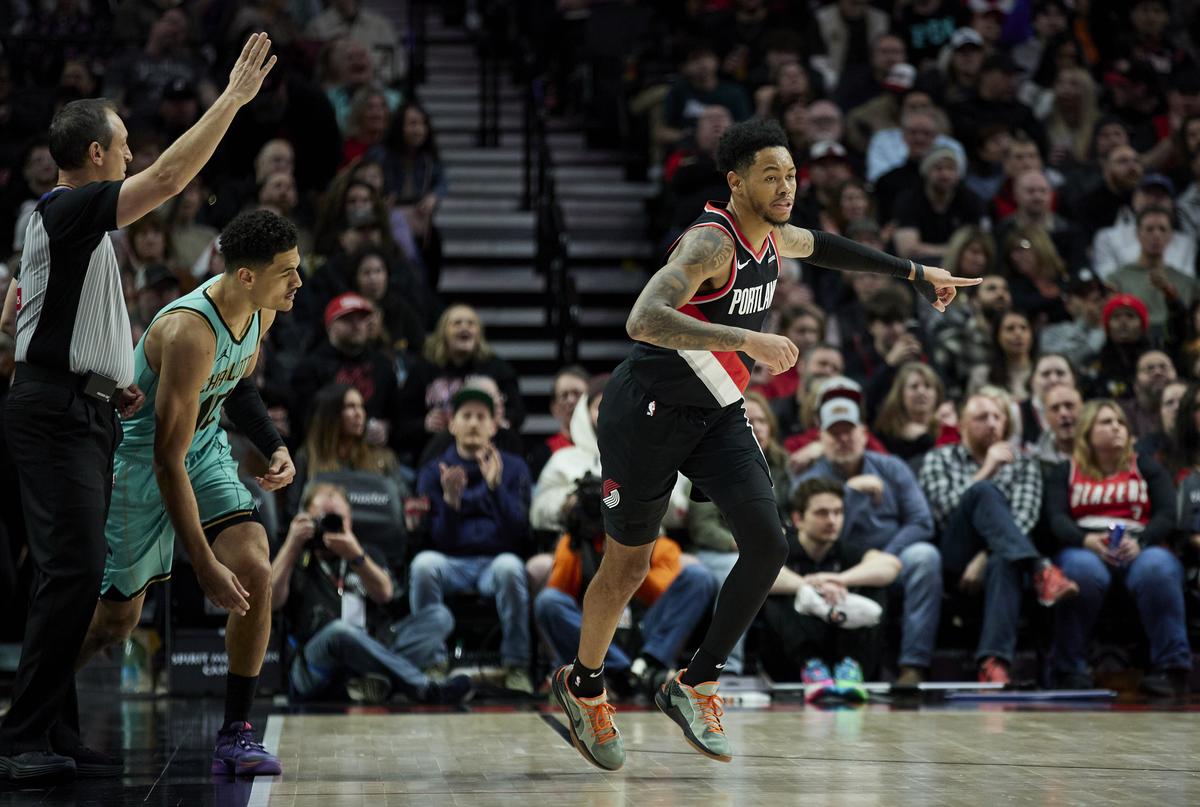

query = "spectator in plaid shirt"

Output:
[[918, 389, 1079, 684]]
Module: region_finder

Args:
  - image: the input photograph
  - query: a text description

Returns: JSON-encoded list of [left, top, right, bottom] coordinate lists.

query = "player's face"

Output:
[[737, 146, 795, 227], [248, 246, 303, 311]]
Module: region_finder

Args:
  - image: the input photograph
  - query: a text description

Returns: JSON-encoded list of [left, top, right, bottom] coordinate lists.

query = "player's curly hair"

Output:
[[218, 209, 298, 271], [717, 117, 790, 175]]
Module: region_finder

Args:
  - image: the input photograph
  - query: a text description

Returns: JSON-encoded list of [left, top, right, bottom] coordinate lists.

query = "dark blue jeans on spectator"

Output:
[[1052, 546, 1192, 675], [534, 564, 717, 671], [941, 481, 1041, 663], [289, 606, 454, 701], [409, 551, 531, 668]]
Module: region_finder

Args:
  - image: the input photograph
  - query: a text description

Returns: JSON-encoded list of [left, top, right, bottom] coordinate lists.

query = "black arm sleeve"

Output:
[[806, 230, 938, 303], [225, 378, 285, 459]]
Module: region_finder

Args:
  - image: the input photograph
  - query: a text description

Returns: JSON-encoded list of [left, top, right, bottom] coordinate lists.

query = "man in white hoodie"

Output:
[[532, 375, 690, 535]]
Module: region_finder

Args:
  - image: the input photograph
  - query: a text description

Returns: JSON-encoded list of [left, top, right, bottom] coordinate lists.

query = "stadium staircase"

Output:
[[410, 9, 656, 441]]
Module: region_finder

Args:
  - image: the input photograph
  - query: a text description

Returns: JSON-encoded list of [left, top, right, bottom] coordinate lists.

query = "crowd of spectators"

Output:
[[3, 0, 1200, 701]]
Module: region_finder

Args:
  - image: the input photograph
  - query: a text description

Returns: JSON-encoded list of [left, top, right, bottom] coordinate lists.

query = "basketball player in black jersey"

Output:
[[550, 118, 980, 770]]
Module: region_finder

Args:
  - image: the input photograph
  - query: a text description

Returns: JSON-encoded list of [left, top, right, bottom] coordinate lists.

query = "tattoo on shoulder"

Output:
[[674, 226, 735, 272], [772, 225, 812, 259]]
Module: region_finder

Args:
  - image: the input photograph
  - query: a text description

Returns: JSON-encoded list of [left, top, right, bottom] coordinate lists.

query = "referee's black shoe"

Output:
[[53, 744, 124, 777], [0, 750, 76, 782], [50, 725, 124, 778]]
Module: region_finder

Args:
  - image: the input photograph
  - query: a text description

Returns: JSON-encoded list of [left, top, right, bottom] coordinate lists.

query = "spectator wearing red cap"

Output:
[[289, 292, 400, 452], [1085, 294, 1150, 400]]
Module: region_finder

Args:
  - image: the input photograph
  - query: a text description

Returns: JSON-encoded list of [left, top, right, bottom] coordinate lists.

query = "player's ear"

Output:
[[236, 265, 256, 286], [726, 170, 740, 193]]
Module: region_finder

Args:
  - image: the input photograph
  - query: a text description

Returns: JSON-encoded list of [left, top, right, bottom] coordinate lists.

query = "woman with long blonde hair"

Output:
[[1042, 399, 1188, 694], [874, 363, 955, 462], [1046, 67, 1099, 167], [397, 304, 525, 460]]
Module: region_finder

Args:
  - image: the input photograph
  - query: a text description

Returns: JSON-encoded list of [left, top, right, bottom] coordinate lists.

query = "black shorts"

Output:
[[597, 361, 774, 546]]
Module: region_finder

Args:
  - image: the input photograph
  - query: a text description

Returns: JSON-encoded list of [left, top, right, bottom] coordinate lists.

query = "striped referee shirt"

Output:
[[14, 181, 134, 388]]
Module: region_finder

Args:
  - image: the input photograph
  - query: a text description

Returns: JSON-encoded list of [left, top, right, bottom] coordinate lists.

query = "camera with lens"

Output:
[[565, 474, 606, 548], [311, 512, 345, 543]]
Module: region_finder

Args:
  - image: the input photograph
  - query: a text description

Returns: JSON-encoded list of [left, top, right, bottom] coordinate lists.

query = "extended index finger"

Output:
[[944, 275, 984, 287]]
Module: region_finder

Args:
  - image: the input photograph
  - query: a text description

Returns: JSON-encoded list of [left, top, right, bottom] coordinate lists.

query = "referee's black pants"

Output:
[[0, 377, 120, 753]]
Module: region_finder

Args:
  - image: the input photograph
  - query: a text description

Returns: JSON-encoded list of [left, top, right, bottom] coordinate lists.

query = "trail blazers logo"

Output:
[[602, 479, 621, 509]]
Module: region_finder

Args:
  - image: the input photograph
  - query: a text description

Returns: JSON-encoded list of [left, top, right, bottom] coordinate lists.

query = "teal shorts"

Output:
[[101, 438, 258, 601]]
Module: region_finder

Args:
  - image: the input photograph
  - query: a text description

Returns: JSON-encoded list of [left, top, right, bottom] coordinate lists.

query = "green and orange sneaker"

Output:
[[551, 665, 626, 771], [654, 671, 732, 762]]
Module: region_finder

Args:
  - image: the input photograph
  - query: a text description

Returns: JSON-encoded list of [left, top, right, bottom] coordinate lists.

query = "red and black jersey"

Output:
[[628, 201, 780, 408], [1067, 457, 1151, 530]]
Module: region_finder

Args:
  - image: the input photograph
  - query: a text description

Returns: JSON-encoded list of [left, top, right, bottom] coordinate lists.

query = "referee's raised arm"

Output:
[[117, 33, 277, 228]]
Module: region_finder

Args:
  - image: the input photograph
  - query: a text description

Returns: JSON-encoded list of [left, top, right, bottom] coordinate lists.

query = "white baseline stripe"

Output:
[[247, 715, 284, 807], [677, 349, 743, 407]]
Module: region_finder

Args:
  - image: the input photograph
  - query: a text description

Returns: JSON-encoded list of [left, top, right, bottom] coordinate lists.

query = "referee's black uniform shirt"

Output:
[[1, 180, 133, 753]]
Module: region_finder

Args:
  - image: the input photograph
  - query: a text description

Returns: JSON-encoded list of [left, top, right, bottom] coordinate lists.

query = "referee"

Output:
[[0, 34, 278, 782]]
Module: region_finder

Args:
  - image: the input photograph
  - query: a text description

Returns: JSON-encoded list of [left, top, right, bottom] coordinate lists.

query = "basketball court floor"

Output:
[[2, 692, 1199, 806]]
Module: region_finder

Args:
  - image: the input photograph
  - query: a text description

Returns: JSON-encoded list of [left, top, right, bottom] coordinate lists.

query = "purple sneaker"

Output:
[[211, 722, 281, 777]]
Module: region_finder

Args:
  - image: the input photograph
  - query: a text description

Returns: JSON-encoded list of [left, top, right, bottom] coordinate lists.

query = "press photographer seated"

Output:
[[270, 482, 471, 704], [534, 474, 716, 697]]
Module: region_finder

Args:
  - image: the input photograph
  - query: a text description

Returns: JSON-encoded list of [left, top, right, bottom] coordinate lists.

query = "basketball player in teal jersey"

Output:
[[76, 209, 301, 776]]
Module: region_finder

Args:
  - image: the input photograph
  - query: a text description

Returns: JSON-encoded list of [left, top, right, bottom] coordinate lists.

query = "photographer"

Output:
[[534, 475, 716, 696], [271, 482, 471, 704]]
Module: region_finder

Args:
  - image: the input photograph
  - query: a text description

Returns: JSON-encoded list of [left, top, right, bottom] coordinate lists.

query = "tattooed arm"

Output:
[[625, 226, 744, 350], [626, 227, 799, 373]]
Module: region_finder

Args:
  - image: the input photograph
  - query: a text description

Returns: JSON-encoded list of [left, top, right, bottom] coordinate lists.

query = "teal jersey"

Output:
[[119, 275, 262, 458]]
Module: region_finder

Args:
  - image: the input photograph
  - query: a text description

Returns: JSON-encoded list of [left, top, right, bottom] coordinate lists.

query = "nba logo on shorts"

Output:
[[647, 400, 656, 417], [602, 479, 621, 509]]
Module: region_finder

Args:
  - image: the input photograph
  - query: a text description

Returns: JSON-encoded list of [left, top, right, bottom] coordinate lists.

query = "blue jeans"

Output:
[[941, 481, 1040, 663], [288, 607, 454, 701], [535, 564, 717, 670], [895, 542, 943, 668], [1052, 546, 1192, 674], [409, 551, 531, 667], [696, 551, 744, 674]]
